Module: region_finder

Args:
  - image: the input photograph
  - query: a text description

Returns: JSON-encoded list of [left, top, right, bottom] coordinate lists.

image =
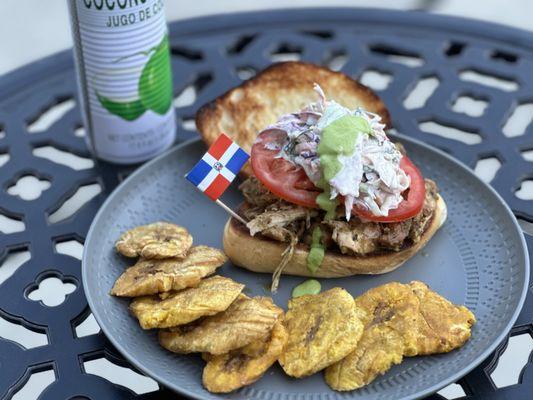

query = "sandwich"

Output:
[[197, 62, 447, 287]]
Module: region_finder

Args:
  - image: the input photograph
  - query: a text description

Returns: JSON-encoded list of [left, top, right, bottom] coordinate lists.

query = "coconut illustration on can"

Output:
[[68, 0, 176, 164]]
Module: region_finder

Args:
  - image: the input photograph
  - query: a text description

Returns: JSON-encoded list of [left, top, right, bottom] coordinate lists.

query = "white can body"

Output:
[[68, 0, 176, 164]]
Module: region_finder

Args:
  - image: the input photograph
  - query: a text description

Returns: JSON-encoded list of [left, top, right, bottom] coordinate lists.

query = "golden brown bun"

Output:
[[223, 195, 447, 278], [196, 61, 390, 177]]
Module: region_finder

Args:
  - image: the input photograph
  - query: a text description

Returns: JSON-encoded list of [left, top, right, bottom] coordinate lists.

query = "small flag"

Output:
[[186, 133, 249, 200]]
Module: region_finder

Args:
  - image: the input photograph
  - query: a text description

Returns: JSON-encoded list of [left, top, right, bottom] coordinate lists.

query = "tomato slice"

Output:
[[353, 157, 425, 222], [251, 130, 320, 207], [251, 130, 425, 222]]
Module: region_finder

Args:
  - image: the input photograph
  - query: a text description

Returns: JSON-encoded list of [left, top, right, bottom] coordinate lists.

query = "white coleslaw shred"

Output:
[[259, 84, 410, 220]]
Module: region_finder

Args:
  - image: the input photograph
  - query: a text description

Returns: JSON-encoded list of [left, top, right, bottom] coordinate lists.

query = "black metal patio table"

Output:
[[0, 7, 532, 400]]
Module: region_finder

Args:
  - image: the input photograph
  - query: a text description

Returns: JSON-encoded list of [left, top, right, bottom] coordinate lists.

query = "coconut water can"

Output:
[[68, 0, 176, 164]]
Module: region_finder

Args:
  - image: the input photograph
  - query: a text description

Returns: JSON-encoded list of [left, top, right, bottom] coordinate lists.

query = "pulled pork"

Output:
[[239, 177, 439, 256], [240, 177, 279, 207], [246, 203, 315, 236], [324, 220, 380, 255]]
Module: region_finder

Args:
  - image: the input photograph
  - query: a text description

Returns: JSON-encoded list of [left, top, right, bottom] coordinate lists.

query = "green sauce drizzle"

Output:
[[307, 114, 372, 273], [316, 190, 337, 220], [316, 114, 371, 219], [292, 279, 322, 298], [307, 226, 325, 273]]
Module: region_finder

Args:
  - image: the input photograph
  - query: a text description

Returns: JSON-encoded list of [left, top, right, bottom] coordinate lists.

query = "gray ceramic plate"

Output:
[[83, 134, 529, 400]]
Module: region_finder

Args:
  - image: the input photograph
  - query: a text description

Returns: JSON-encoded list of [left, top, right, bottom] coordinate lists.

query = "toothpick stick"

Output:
[[216, 199, 247, 225]]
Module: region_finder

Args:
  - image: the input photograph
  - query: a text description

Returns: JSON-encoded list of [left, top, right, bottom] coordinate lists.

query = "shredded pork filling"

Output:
[[239, 177, 439, 256]]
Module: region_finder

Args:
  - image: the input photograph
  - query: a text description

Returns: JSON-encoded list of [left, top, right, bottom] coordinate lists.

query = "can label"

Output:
[[69, 0, 176, 164]]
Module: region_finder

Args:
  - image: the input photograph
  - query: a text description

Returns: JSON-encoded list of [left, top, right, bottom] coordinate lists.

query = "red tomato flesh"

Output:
[[251, 130, 426, 222]]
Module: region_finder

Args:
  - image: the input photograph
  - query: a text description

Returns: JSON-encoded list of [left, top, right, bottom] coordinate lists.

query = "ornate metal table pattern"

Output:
[[0, 8, 532, 400]]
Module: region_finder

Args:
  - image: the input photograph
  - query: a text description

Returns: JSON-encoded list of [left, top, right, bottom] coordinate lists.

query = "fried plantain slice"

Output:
[[129, 276, 244, 329], [202, 320, 288, 393], [159, 295, 283, 355], [278, 288, 364, 378], [408, 281, 476, 355], [324, 282, 415, 391], [115, 222, 193, 259], [325, 281, 476, 391], [110, 246, 227, 297]]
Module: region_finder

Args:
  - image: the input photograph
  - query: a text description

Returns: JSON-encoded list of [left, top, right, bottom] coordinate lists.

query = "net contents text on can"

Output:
[[68, 0, 176, 164]]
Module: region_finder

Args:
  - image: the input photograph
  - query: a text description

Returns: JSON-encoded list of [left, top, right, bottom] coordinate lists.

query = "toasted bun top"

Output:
[[196, 61, 390, 176]]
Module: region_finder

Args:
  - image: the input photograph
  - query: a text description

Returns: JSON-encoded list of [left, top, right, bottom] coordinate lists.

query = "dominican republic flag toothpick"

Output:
[[186, 133, 249, 223]]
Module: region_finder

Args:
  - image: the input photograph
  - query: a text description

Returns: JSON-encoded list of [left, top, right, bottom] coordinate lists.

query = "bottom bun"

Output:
[[223, 195, 447, 278]]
